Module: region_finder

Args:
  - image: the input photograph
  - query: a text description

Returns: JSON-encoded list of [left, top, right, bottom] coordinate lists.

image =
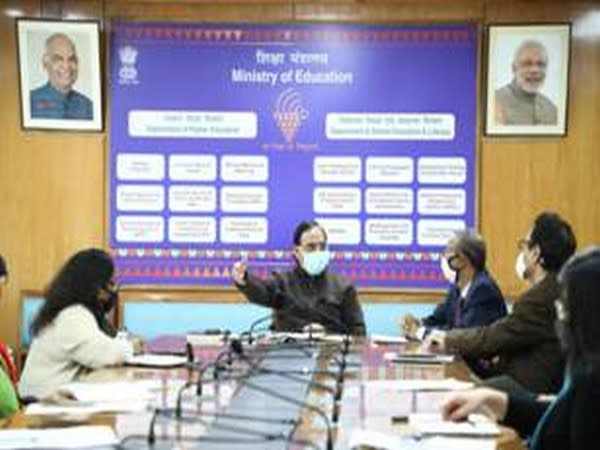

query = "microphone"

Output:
[[270, 283, 355, 404], [240, 312, 273, 345], [174, 343, 238, 418], [143, 407, 320, 449], [240, 378, 335, 450]]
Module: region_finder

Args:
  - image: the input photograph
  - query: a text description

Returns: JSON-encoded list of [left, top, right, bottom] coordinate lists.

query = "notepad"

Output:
[[126, 353, 188, 367]]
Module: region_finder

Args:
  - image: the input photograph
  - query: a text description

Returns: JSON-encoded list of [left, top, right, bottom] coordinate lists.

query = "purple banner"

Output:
[[109, 23, 478, 289]]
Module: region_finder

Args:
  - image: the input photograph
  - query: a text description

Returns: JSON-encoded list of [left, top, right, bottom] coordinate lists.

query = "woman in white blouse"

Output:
[[19, 249, 136, 400]]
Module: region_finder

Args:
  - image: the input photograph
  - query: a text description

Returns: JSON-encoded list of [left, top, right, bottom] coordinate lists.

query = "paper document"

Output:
[[59, 380, 158, 402], [348, 429, 495, 450], [409, 413, 500, 437], [364, 378, 474, 392], [126, 353, 188, 367], [25, 399, 148, 416], [384, 352, 455, 364], [0, 425, 118, 449], [371, 334, 408, 344]]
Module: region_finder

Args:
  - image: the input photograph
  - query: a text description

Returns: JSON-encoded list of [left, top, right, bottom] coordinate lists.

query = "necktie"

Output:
[[453, 296, 465, 328]]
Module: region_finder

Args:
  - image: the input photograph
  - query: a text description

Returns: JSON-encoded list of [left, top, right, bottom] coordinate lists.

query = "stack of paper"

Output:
[[25, 380, 158, 416], [126, 353, 188, 367], [347, 428, 495, 450], [0, 425, 118, 449], [363, 378, 474, 392], [409, 413, 500, 437], [384, 352, 455, 364], [371, 334, 409, 344]]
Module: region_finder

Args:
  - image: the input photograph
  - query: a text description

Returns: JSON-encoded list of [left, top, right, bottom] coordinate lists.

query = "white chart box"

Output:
[[365, 157, 414, 184], [417, 219, 466, 246], [316, 218, 361, 245], [116, 153, 165, 181], [169, 217, 216, 243], [116, 216, 164, 243], [221, 186, 268, 213], [129, 110, 257, 139], [365, 219, 413, 246], [365, 188, 414, 214], [220, 217, 268, 244], [169, 155, 217, 181], [313, 188, 361, 214], [417, 189, 466, 216], [326, 113, 455, 141], [116, 185, 165, 212], [221, 155, 269, 182], [418, 157, 467, 184], [314, 156, 362, 183], [169, 186, 216, 212]]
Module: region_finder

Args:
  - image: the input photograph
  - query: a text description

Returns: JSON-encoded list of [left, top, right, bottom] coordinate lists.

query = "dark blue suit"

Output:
[[423, 270, 506, 330], [30, 82, 93, 120]]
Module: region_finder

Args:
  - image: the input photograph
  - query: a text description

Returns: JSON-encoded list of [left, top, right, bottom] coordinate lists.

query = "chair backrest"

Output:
[[19, 293, 44, 349]]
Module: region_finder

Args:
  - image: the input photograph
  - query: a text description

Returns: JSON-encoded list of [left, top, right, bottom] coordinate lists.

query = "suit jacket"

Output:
[[236, 266, 366, 335], [503, 364, 600, 450], [446, 275, 565, 393], [423, 270, 506, 330]]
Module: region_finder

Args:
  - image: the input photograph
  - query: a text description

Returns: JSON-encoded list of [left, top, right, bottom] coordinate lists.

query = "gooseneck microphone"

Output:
[[139, 407, 319, 449], [240, 312, 273, 345], [240, 378, 334, 450]]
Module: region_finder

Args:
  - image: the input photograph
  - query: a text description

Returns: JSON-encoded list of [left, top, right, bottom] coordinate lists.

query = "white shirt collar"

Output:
[[460, 281, 471, 299]]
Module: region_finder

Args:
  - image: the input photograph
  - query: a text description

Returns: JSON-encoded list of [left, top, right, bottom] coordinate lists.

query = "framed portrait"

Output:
[[485, 23, 571, 136], [16, 18, 103, 131]]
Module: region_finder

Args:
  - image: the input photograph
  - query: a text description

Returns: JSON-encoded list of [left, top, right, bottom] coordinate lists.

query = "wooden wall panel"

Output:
[[1, 0, 599, 347]]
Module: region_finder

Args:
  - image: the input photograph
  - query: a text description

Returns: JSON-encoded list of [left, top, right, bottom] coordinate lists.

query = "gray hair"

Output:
[[452, 230, 487, 271]]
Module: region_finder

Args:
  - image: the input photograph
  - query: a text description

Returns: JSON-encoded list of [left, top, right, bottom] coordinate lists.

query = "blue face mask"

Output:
[[301, 250, 331, 276]]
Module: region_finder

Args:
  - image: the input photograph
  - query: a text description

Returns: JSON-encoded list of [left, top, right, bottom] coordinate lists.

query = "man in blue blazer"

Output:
[[402, 230, 507, 338]]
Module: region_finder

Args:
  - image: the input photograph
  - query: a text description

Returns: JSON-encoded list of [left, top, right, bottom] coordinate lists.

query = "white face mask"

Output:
[[301, 250, 331, 276], [515, 251, 528, 281], [440, 257, 456, 283]]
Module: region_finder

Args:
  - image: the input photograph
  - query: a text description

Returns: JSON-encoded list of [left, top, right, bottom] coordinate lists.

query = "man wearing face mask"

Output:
[[401, 231, 506, 341], [232, 220, 366, 335], [426, 212, 576, 394]]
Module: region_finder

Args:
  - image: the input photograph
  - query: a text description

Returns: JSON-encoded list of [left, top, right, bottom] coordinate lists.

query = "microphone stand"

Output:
[[241, 378, 335, 450]]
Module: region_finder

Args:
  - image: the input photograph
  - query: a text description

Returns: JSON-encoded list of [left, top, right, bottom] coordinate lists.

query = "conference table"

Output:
[[3, 335, 524, 449]]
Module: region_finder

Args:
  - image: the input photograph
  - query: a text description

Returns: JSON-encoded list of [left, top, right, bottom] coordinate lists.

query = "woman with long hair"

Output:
[[441, 247, 600, 449], [19, 249, 134, 399]]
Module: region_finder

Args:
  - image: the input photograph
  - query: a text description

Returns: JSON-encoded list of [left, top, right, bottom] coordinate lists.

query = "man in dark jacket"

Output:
[[427, 212, 576, 393], [232, 220, 366, 335], [402, 230, 506, 338]]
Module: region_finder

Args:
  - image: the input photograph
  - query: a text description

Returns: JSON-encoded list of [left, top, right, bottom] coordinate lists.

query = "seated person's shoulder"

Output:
[[56, 304, 95, 325]]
